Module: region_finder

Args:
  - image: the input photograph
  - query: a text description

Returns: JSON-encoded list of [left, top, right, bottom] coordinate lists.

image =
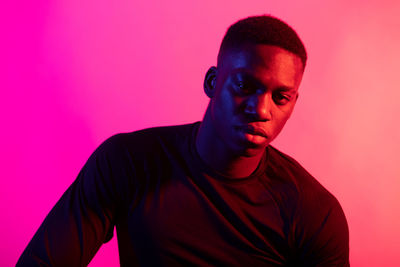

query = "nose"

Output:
[[244, 93, 272, 121]]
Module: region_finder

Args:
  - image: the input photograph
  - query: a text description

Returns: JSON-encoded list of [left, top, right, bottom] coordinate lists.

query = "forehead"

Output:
[[218, 44, 304, 88]]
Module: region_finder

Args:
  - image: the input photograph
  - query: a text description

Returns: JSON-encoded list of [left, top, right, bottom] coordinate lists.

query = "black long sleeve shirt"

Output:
[[17, 122, 349, 266]]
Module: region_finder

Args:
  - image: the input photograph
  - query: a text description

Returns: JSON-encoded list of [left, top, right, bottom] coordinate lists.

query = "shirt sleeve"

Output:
[[16, 136, 128, 267], [294, 192, 350, 267]]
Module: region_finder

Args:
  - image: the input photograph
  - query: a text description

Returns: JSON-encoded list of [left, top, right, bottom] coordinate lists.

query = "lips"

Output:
[[235, 124, 268, 138]]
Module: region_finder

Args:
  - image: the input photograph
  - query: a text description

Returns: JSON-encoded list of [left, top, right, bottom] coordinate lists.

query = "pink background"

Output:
[[2, 0, 400, 266]]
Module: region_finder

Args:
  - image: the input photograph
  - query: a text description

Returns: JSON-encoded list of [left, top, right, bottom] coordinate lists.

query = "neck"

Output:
[[195, 119, 265, 178]]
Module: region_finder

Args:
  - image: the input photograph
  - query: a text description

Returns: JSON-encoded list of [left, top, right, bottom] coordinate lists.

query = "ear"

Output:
[[203, 66, 217, 98]]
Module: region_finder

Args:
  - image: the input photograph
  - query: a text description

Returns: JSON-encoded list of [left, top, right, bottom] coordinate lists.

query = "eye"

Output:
[[234, 80, 256, 95], [273, 92, 291, 105]]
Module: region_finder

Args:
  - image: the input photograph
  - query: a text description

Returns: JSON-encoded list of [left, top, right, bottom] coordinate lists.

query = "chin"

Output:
[[232, 143, 268, 158]]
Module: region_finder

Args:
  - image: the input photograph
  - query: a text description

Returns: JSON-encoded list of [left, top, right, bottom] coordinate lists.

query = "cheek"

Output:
[[221, 89, 247, 115], [214, 90, 236, 117], [210, 96, 229, 127], [272, 106, 295, 128]]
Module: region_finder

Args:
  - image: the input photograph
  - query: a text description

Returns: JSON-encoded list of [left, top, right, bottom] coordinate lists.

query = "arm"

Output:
[[17, 137, 126, 266], [295, 194, 350, 266]]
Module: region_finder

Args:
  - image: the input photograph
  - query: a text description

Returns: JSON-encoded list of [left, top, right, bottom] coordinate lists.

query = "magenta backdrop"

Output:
[[2, 0, 400, 266]]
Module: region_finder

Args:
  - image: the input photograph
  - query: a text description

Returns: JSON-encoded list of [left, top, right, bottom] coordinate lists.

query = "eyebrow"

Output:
[[276, 86, 297, 93], [232, 70, 297, 93]]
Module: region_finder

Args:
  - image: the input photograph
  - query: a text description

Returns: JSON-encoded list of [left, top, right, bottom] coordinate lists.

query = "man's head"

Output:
[[202, 15, 306, 157], [217, 15, 307, 70]]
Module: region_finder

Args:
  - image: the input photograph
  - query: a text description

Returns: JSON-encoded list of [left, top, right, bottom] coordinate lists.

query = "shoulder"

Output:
[[82, 122, 199, 201], [95, 122, 198, 157], [267, 145, 316, 184], [267, 146, 349, 265], [265, 145, 345, 229], [267, 145, 338, 205], [87, 122, 199, 182]]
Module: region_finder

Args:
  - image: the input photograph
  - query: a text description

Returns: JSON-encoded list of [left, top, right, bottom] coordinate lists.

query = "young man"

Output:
[[18, 15, 349, 266]]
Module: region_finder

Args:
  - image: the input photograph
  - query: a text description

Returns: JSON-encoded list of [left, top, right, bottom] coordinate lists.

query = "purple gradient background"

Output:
[[2, 0, 400, 266]]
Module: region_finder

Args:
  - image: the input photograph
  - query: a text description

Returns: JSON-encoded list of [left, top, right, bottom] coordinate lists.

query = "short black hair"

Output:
[[218, 15, 307, 68]]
